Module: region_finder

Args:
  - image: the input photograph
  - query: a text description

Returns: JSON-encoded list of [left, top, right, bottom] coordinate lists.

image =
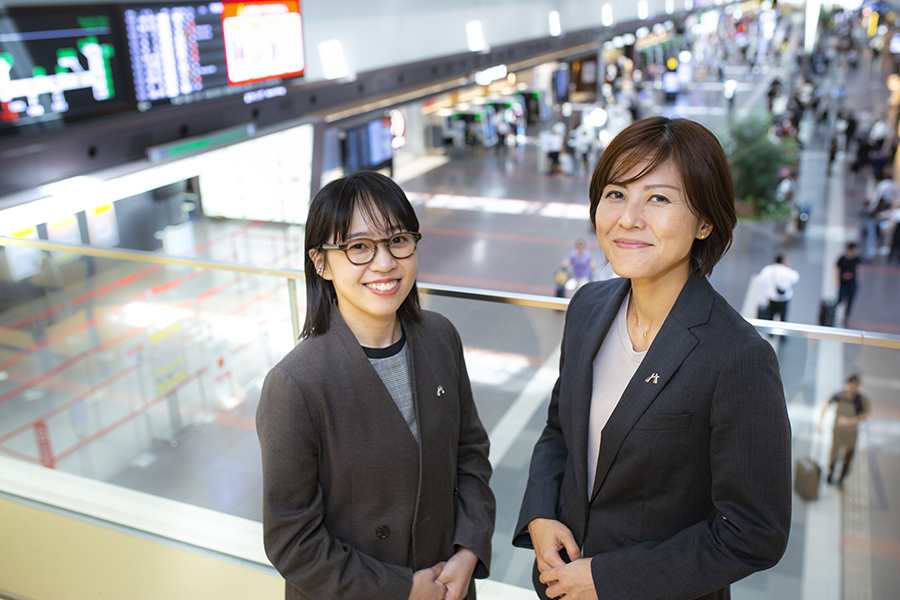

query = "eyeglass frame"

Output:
[[316, 231, 422, 265]]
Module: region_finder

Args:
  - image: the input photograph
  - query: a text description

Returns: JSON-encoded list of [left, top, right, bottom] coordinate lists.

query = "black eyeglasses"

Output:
[[318, 232, 422, 265]]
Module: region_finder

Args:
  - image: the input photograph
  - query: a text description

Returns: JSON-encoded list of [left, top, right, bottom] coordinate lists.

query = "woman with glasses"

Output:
[[513, 117, 792, 600], [257, 171, 495, 600]]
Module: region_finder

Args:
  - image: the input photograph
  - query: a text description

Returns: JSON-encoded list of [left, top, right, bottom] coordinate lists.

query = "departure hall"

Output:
[[1, 0, 900, 598]]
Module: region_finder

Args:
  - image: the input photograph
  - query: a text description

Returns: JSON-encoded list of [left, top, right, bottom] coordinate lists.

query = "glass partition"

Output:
[[0, 242, 569, 530], [0, 251, 296, 519], [1, 237, 899, 600]]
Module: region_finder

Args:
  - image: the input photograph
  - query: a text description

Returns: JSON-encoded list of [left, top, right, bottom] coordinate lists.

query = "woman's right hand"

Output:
[[528, 518, 582, 573], [408, 563, 447, 600]]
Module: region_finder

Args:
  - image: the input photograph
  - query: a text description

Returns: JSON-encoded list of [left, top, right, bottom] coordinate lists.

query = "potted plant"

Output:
[[719, 114, 798, 220]]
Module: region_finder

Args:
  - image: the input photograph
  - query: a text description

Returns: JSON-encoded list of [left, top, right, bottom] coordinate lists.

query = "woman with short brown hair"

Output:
[[515, 117, 792, 600]]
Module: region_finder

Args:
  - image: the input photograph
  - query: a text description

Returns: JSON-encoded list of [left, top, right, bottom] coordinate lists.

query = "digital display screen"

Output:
[[342, 118, 392, 174], [122, 0, 304, 110], [220, 1, 304, 85], [0, 5, 132, 135], [367, 118, 392, 166], [552, 67, 569, 103]]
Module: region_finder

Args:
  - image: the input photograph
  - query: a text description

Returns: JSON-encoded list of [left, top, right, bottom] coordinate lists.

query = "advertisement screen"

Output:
[[221, 1, 304, 85], [0, 5, 132, 135]]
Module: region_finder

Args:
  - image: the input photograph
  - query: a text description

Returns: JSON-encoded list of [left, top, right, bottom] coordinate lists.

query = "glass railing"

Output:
[[0, 236, 897, 600]]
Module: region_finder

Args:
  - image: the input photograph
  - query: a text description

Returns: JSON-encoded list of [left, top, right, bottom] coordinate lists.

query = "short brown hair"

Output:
[[589, 117, 736, 277]]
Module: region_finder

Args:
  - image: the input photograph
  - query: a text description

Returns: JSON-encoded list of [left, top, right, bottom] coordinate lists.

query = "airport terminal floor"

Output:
[[3, 25, 900, 600]]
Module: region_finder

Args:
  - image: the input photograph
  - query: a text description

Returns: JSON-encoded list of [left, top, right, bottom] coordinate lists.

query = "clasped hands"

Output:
[[528, 518, 597, 600], [408, 547, 478, 600]]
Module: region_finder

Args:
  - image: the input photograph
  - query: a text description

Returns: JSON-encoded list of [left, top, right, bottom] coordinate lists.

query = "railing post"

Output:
[[287, 278, 301, 345]]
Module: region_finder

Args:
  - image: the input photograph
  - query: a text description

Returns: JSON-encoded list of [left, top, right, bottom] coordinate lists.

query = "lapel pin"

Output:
[[645, 373, 660, 384], [436, 386, 445, 396]]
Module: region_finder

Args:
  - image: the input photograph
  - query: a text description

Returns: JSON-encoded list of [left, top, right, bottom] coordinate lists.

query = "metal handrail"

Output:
[[0, 236, 303, 279], [419, 282, 569, 311], [747, 318, 900, 348], [2, 235, 899, 348]]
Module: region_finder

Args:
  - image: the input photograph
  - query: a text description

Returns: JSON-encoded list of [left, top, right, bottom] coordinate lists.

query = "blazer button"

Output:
[[376, 525, 390, 539]]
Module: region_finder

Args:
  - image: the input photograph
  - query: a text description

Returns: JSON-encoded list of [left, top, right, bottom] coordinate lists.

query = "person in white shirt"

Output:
[[568, 123, 595, 174], [867, 174, 899, 257], [889, 199, 900, 264], [869, 176, 899, 213], [758, 255, 800, 321], [541, 123, 566, 174], [869, 118, 891, 151]]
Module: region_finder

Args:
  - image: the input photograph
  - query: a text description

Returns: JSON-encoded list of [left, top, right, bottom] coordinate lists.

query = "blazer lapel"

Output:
[[330, 311, 420, 446], [404, 320, 436, 463], [570, 280, 630, 503], [403, 317, 450, 568], [589, 276, 713, 502]]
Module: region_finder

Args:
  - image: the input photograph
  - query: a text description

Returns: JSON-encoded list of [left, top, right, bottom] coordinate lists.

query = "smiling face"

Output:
[[594, 156, 711, 287], [314, 208, 418, 335]]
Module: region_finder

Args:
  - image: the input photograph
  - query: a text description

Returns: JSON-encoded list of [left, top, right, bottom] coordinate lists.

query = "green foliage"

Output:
[[718, 114, 797, 220]]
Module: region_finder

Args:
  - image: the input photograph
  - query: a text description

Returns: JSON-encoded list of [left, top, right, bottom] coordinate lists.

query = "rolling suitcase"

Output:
[[794, 456, 821, 501], [818, 299, 836, 327]]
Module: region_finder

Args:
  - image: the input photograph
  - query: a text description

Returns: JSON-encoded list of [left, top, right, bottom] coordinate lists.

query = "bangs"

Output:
[[607, 143, 674, 187], [329, 174, 419, 244]]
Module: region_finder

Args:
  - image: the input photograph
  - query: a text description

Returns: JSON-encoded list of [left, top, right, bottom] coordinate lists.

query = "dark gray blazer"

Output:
[[514, 275, 791, 600], [258, 309, 494, 600]]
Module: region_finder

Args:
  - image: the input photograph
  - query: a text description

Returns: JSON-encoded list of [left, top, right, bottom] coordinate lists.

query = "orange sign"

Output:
[[33, 421, 55, 468], [221, 0, 305, 85]]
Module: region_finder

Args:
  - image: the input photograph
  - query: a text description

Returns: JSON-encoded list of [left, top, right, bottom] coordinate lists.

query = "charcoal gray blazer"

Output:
[[513, 275, 791, 600], [258, 309, 494, 600]]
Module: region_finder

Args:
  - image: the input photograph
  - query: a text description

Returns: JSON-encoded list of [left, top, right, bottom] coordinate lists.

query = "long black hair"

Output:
[[302, 171, 422, 338]]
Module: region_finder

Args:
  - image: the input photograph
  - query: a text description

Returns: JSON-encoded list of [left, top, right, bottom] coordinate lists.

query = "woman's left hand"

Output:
[[436, 547, 478, 600], [539, 557, 597, 600]]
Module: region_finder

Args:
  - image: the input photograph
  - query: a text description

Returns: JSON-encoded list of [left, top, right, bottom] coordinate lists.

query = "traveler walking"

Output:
[[757, 255, 800, 321], [862, 173, 897, 259], [835, 242, 863, 324], [817, 374, 870, 487], [560, 239, 596, 290], [889, 199, 900, 263]]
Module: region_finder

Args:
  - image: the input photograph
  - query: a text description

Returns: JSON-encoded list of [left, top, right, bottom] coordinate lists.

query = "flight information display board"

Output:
[[0, 2, 306, 138], [0, 6, 132, 135], [122, 0, 305, 109], [342, 118, 393, 174]]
